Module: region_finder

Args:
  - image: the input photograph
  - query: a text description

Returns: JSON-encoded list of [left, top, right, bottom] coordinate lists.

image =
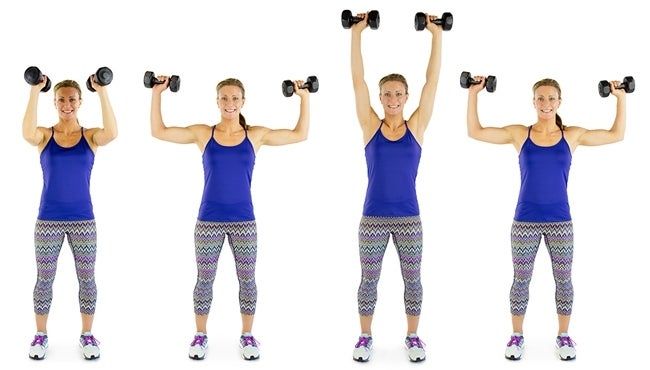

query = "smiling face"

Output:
[[54, 85, 82, 121], [379, 80, 408, 116], [216, 84, 245, 121], [533, 85, 561, 121]]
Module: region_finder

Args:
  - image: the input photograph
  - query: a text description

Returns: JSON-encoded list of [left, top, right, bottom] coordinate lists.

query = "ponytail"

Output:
[[239, 113, 247, 130]]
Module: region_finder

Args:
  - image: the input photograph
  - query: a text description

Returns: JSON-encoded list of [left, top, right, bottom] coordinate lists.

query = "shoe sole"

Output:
[[189, 354, 205, 360], [559, 354, 576, 361], [505, 355, 522, 361], [353, 356, 369, 362], [409, 356, 426, 362], [243, 354, 260, 361], [83, 354, 100, 360], [29, 355, 46, 360]]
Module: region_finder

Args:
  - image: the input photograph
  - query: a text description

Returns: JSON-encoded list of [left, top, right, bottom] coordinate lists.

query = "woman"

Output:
[[349, 12, 442, 363], [22, 74, 118, 360], [150, 76, 309, 361], [466, 77, 626, 360]]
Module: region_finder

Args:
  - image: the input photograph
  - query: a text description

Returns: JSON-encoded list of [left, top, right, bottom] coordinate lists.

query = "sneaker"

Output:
[[240, 333, 260, 360], [505, 333, 524, 360], [556, 333, 576, 360], [79, 332, 100, 360], [29, 332, 48, 360], [352, 334, 373, 362], [188, 333, 208, 360], [405, 334, 426, 362]]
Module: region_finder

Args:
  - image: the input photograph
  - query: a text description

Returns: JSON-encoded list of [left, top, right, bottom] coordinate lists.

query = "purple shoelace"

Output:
[[81, 335, 99, 346], [241, 336, 258, 347], [557, 336, 575, 347], [508, 335, 523, 347], [406, 336, 425, 348], [31, 335, 46, 346], [191, 335, 207, 346], [355, 336, 371, 348]]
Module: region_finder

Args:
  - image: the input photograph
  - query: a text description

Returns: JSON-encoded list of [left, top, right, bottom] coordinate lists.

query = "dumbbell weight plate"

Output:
[[169, 75, 181, 92], [623, 76, 635, 93], [306, 76, 319, 93], [143, 71, 155, 88]]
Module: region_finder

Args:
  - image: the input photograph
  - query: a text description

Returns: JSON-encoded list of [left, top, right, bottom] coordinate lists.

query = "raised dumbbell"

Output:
[[341, 10, 380, 30], [143, 71, 181, 92], [598, 76, 635, 97], [282, 76, 319, 97], [460, 71, 496, 93], [86, 67, 113, 92], [24, 66, 51, 92], [415, 12, 453, 31]]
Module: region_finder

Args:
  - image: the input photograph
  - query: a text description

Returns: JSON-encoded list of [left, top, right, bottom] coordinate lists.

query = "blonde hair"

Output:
[[54, 80, 82, 99], [379, 73, 408, 94]]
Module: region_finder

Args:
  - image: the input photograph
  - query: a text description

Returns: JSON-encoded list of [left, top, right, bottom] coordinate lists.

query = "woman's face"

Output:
[[533, 85, 561, 121], [54, 87, 81, 120], [379, 80, 408, 116], [217, 85, 245, 120]]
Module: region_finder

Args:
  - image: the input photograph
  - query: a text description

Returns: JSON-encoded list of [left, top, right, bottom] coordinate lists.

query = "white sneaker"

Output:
[[188, 332, 208, 360], [505, 333, 524, 360], [79, 332, 100, 360], [405, 334, 426, 362], [556, 333, 576, 360], [29, 332, 48, 360], [352, 334, 372, 362], [239, 333, 260, 360]]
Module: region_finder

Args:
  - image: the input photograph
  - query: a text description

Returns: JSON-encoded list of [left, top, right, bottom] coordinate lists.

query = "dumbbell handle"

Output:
[[467, 77, 483, 85], [151, 77, 167, 85]]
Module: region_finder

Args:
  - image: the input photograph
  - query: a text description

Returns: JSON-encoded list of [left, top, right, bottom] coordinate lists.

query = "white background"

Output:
[[1, 0, 647, 369]]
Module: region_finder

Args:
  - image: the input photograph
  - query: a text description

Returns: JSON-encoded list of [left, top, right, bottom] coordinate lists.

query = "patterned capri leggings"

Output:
[[357, 216, 423, 316], [510, 220, 574, 316], [193, 220, 257, 315], [33, 219, 97, 315]]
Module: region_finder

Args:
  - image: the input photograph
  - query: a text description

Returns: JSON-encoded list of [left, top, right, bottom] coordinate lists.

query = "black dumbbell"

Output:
[[282, 76, 319, 97], [341, 10, 380, 30], [460, 71, 496, 93], [415, 12, 453, 31], [598, 76, 635, 97], [86, 67, 113, 92], [143, 71, 181, 92], [24, 66, 51, 92]]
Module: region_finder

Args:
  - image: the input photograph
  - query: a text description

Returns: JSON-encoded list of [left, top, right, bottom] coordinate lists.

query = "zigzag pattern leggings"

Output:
[[357, 215, 423, 316], [193, 220, 257, 315], [510, 220, 574, 316], [33, 219, 97, 315]]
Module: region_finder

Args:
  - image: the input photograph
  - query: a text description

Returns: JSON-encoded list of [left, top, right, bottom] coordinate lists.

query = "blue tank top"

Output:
[[38, 127, 95, 221], [363, 121, 422, 217], [514, 126, 572, 222], [198, 125, 256, 222]]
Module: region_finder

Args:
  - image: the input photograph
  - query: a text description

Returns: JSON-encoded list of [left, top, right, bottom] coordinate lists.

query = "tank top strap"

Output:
[[403, 120, 408, 128], [211, 124, 216, 138], [527, 125, 532, 139], [560, 126, 565, 138], [244, 126, 248, 138]]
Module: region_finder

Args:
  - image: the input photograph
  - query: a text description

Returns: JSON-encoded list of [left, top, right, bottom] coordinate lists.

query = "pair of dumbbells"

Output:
[[143, 71, 181, 92], [282, 76, 319, 97], [598, 76, 635, 97], [460, 71, 497, 93], [341, 10, 453, 31], [24, 66, 113, 92]]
